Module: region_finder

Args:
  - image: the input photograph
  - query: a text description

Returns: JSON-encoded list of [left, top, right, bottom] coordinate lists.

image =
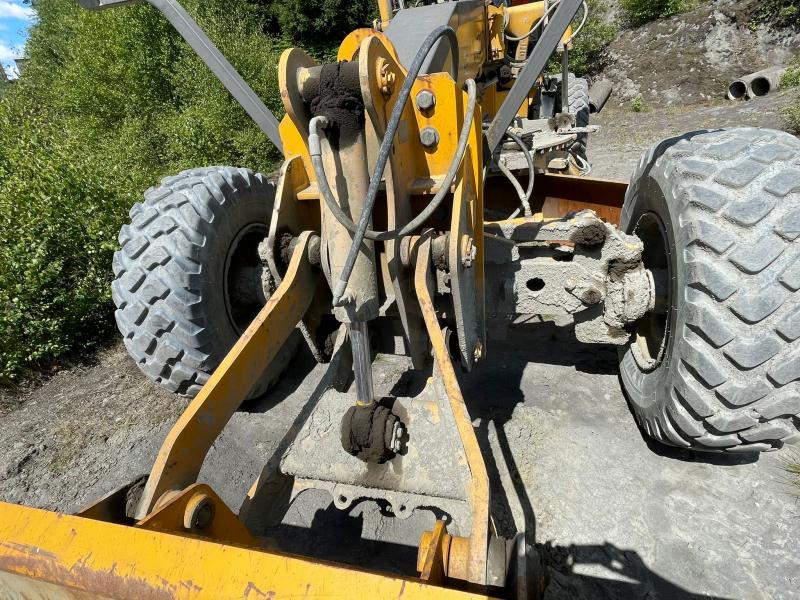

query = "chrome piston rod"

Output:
[[349, 321, 375, 407]]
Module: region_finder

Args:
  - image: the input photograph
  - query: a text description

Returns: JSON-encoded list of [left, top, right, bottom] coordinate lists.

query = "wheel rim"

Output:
[[631, 212, 671, 371], [223, 223, 270, 335]]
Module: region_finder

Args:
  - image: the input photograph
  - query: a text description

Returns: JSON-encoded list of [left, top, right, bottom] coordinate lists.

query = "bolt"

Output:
[[462, 237, 477, 268], [184, 494, 215, 531], [390, 420, 404, 452], [420, 126, 439, 148], [416, 90, 436, 112]]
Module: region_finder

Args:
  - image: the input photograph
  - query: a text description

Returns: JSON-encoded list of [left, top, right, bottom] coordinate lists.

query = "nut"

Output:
[[420, 127, 440, 148], [416, 90, 436, 112], [390, 420, 404, 452]]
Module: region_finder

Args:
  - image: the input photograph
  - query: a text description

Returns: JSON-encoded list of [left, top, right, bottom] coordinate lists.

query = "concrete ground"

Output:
[[1, 92, 799, 599]]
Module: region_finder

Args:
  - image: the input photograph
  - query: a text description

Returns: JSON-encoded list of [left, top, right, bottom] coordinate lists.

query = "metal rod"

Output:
[[377, 0, 393, 28], [561, 43, 569, 112], [349, 321, 375, 407]]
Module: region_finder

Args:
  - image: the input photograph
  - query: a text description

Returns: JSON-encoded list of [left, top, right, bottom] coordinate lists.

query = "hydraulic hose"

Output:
[[307, 25, 466, 306], [310, 79, 476, 242], [504, 129, 535, 215]]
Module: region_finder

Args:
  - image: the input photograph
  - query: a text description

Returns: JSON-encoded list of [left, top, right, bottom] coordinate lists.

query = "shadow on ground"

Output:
[[245, 317, 744, 598]]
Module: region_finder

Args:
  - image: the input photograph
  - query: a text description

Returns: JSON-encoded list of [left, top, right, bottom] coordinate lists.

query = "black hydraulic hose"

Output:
[[310, 79, 476, 241], [505, 129, 535, 211], [308, 25, 459, 306]]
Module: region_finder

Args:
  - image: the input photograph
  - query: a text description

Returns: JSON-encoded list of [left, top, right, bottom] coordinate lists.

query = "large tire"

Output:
[[112, 166, 298, 398], [554, 73, 590, 159], [618, 128, 800, 453]]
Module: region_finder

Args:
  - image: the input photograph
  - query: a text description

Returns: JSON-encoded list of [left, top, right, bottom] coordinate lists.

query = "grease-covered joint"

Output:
[[302, 61, 364, 149], [278, 232, 322, 267]]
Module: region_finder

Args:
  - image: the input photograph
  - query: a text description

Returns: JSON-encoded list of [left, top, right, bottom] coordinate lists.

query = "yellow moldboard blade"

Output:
[[0, 501, 491, 599]]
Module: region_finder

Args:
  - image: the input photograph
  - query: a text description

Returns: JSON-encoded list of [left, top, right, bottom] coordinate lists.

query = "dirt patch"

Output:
[[0, 344, 184, 511], [588, 88, 800, 179], [601, 0, 800, 108]]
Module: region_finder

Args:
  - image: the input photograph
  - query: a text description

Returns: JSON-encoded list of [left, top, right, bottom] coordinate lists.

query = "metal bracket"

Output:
[[134, 233, 320, 519], [485, 0, 583, 153], [485, 211, 656, 344], [77, 0, 283, 152]]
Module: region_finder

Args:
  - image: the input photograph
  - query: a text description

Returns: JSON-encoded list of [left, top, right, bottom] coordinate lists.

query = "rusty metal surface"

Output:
[[280, 378, 472, 530], [449, 151, 485, 372], [136, 483, 257, 547]]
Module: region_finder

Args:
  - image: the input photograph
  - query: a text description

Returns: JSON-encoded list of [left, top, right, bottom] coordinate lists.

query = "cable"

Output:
[[310, 77, 476, 244], [308, 25, 463, 306], [566, 1, 588, 45], [503, 0, 562, 42], [497, 159, 531, 217], [504, 129, 534, 211]]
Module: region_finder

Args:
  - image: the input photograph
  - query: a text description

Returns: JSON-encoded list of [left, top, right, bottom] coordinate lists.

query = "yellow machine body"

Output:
[[0, 1, 625, 598]]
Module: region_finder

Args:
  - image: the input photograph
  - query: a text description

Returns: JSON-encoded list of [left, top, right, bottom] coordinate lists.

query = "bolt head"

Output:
[[419, 127, 440, 149], [416, 90, 436, 112]]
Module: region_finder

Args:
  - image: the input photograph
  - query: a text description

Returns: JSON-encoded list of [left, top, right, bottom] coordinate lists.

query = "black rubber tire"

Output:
[[619, 128, 800, 453], [112, 166, 298, 398], [554, 73, 590, 159]]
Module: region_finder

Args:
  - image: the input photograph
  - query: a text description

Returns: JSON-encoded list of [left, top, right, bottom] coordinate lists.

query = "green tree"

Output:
[[0, 0, 370, 383]]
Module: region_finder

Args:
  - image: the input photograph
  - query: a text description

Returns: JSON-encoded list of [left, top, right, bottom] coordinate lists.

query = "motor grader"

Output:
[[2, 0, 799, 597]]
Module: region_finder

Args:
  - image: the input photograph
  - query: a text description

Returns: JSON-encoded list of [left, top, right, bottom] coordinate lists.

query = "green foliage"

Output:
[[567, 0, 619, 76], [0, 0, 369, 383], [782, 451, 800, 497], [784, 100, 800, 135], [781, 60, 800, 89], [546, 0, 619, 77], [619, 0, 695, 27], [0, 102, 124, 383], [258, 0, 376, 58], [754, 0, 800, 28], [631, 95, 645, 112]]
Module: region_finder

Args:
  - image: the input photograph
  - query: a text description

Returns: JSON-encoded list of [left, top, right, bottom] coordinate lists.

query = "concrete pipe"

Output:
[[727, 78, 748, 100], [750, 67, 787, 98], [589, 79, 613, 114], [728, 66, 788, 100]]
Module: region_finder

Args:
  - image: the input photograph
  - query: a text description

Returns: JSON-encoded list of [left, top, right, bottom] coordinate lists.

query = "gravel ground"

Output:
[[1, 93, 799, 599]]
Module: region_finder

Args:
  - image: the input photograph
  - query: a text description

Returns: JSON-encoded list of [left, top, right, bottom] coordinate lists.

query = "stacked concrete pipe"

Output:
[[728, 66, 788, 100], [589, 79, 613, 113]]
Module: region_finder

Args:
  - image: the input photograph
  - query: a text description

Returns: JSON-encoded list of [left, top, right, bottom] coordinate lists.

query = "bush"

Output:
[[567, 0, 619, 76], [0, 0, 367, 384], [545, 0, 618, 77], [0, 103, 125, 384], [781, 60, 800, 89], [754, 0, 800, 28], [784, 101, 800, 135], [619, 0, 695, 27]]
